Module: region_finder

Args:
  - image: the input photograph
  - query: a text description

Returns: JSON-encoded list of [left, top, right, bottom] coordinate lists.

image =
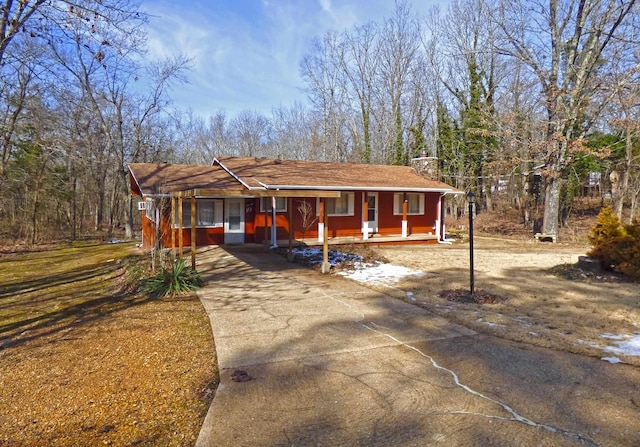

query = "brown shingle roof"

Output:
[[215, 156, 457, 192], [129, 157, 459, 197], [128, 163, 243, 196]]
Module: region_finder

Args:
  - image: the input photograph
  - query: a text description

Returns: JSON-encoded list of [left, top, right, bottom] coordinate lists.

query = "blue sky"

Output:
[[141, 0, 446, 118]]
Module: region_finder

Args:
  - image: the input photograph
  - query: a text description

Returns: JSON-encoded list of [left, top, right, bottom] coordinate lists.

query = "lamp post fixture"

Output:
[[467, 191, 475, 295]]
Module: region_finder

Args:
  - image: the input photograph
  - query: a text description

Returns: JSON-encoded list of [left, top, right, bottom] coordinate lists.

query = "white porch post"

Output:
[[402, 194, 408, 238], [435, 196, 442, 240], [318, 199, 324, 243], [362, 193, 369, 240], [271, 196, 278, 248]]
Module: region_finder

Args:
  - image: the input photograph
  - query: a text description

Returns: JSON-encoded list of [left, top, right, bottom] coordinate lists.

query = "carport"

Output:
[[170, 188, 341, 273]]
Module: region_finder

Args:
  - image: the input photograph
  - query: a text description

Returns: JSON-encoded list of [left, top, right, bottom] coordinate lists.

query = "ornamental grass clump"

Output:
[[143, 258, 204, 298]]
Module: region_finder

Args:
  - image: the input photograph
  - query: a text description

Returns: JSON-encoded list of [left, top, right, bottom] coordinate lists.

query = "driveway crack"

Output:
[[326, 292, 600, 447]]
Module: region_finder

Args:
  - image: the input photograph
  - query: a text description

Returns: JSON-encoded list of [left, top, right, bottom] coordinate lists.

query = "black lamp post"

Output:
[[467, 191, 475, 295]]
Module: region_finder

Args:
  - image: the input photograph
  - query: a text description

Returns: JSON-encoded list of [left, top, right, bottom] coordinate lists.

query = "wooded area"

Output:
[[1, 0, 639, 245]]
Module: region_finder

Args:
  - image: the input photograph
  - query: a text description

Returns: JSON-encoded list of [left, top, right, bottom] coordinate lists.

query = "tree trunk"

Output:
[[615, 126, 632, 220], [542, 175, 561, 237], [120, 168, 134, 238]]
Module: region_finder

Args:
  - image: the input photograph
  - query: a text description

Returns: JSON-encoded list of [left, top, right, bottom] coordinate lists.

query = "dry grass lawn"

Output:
[[372, 236, 640, 366], [0, 242, 217, 446]]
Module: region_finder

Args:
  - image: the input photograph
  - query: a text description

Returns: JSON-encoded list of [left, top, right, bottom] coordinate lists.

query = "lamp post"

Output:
[[467, 191, 475, 295]]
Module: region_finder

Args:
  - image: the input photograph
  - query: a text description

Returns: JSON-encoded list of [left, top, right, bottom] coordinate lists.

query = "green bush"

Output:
[[617, 220, 640, 279], [587, 206, 626, 269], [143, 258, 204, 298], [587, 207, 640, 280]]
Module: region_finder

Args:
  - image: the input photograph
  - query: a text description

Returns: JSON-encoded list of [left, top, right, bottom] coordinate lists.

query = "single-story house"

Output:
[[128, 155, 461, 251]]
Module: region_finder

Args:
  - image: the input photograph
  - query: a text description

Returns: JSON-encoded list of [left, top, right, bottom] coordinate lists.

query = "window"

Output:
[[197, 200, 223, 227], [174, 199, 223, 227], [318, 192, 354, 216], [260, 197, 287, 212], [174, 200, 191, 227], [394, 193, 424, 215], [145, 198, 156, 223]]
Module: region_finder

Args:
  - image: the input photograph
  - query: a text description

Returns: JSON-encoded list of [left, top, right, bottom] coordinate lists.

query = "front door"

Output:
[[224, 198, 245, 244], [366, 193, 378, 233]]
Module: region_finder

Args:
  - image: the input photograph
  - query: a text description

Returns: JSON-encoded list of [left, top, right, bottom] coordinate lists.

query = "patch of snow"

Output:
[[600, 333, 631, 340], [292, 247, 363, 266], [338, 262, 425, 285], [528, 332, 538, 336], [601, 357, 624, 364], [602, 333, 640, 357], [406, 292, 416, 301]]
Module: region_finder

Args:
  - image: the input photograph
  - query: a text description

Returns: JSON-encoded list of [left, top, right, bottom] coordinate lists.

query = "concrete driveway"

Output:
[[194, 246, 640, 447]]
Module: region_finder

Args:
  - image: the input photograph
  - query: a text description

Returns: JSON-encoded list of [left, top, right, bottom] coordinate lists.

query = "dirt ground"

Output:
[[368, 236, 640, 367]]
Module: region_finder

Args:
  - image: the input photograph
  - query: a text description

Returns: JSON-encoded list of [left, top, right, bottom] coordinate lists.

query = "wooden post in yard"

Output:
[[191, 194, 197, 270], [321, 198, 330, 274]]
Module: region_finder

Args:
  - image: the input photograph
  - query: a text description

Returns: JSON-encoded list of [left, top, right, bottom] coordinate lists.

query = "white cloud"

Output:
[[139, 0, 446, 118]]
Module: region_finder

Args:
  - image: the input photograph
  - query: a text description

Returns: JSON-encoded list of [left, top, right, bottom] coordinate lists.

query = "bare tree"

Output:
[[229, 109, 272, 157], [377, 0, 421, 165], [300, 31, 350, 161], [495, 0, 640, 237]]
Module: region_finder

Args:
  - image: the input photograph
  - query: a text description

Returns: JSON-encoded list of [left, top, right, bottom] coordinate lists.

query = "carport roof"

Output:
[[129, 163, 243, 196]]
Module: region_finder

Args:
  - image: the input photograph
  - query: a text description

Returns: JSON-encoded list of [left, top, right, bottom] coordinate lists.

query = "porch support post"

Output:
[[170, 196, 176, 258], [191, 194, 197, 270], [362, 193, 369, 240], [318, 199, 324, 243], [287, 197, 294, 261], [321, 198, 330, 274], [440, 195, 446, 240], [263, 198, 269, 250], [435, 195, 442, 240], [402, 193, 408, 238], [178, 198, 184, 259], [271, 196, 278, 248]]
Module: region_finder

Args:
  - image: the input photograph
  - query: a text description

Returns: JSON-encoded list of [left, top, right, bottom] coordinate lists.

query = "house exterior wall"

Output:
[[139, 192, 443, 249]]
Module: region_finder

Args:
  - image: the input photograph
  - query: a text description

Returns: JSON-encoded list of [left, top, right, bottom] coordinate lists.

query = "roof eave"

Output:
[[261, 184, 458, 193]]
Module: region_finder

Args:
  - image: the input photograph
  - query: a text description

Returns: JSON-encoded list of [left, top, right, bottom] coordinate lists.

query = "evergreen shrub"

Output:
[[587, 206, 640, 280]]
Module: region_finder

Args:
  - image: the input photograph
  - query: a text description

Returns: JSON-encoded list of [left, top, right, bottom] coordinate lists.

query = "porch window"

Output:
[[260, 197, 287, 212], [145, 198, 156, 223], [174, 199, 223, 228], [393, 193, 424, 215], [318, 192, 354, 216], [197, 199, 223, 227]]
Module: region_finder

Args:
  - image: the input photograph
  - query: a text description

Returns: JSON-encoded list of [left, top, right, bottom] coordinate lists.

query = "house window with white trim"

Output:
[[393, 193, 425, 215], [197, 199, 223, 227], [259, 197, 287, 212], [174, 199, 223, 227], [318, 192, 354, 216]]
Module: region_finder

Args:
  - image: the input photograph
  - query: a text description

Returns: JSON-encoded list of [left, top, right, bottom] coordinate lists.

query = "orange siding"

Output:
[[139, 193, 442, 249]]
